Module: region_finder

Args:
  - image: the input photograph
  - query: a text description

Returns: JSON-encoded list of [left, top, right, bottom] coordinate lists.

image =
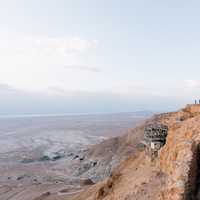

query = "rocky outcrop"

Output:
[[159, 106, 200, 200]]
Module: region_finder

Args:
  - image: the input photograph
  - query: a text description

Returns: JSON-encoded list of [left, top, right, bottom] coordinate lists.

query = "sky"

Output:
[[0, 0, 200, 114]]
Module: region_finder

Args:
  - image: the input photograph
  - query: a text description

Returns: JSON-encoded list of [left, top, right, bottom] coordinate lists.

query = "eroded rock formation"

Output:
[[159, 105, 200, 200]]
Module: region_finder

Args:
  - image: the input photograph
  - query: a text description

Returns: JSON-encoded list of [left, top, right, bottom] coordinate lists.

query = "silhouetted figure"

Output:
[[199, 99, 200, 104], [195, 100, 197, 104]]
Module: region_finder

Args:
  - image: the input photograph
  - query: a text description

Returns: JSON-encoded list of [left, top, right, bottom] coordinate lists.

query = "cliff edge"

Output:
[[72, 104, 200, 200]]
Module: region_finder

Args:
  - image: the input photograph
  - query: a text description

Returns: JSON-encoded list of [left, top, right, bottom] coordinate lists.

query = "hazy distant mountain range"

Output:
[[0, 84, 180, 115]]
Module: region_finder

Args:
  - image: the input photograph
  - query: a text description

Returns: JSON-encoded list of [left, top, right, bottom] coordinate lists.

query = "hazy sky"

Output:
[[0, 0, 200, 114]]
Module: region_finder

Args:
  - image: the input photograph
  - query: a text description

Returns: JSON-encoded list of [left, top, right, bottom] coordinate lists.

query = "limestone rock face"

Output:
[[159, 108, 200, 200]]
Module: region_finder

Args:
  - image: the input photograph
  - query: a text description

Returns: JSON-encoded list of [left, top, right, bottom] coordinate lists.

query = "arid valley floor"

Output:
[[0, 112, 150, 200]]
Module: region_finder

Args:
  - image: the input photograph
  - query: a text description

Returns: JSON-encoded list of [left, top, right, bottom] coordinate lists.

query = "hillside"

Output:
[[71, 104, 200, 200]]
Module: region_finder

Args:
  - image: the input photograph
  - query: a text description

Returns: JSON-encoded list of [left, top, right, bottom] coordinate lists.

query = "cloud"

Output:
[[0, 35, 98, 57], [33, 37, 98, 55], [63, 65, 101, 73], [0, 83, 24, 94], [0, 34, 100, 92], [184, 80, 200, 88]]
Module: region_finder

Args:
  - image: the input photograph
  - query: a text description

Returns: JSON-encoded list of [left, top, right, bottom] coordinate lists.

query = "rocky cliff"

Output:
[[72, 105, 200, 200], [159, 105, 200, 200]]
